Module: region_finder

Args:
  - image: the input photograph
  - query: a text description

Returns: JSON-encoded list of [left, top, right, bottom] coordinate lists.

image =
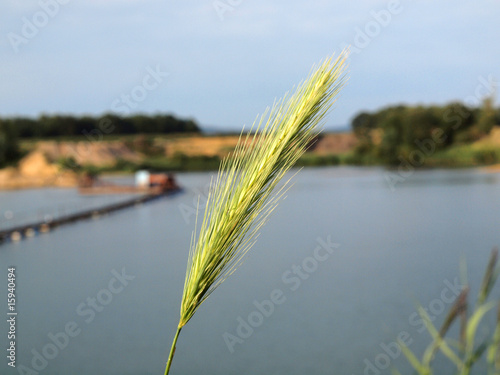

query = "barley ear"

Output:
[[164, 50, 349, 375]]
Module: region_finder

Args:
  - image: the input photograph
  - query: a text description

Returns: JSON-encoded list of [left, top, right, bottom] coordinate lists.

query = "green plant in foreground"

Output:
[[394, 248, 500, 375], [163, 51, 348, 375]]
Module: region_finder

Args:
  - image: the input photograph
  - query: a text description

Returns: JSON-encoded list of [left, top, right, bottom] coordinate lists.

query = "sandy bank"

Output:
[[0, 152, 78, 190], [161, 132, 357, 158]]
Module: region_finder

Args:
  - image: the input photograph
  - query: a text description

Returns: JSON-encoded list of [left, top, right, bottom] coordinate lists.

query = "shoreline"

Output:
[[2, 163, 499, 192], [2, 131, 500, 191]]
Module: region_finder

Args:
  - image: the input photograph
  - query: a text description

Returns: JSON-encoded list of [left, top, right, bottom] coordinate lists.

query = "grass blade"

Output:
[[478, 248, 499, 306]]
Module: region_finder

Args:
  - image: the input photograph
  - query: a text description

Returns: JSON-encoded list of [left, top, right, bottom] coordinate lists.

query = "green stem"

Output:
[[164, 326, 182, 375]]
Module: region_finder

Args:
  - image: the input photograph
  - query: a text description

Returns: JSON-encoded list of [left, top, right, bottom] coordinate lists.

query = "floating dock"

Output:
[[0, 190, 179, 245], [0, 171, 180, 245], [0, 193, 153, 244]]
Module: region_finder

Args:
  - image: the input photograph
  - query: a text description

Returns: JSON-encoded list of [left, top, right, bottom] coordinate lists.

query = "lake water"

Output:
[[1, 167, 499, 375]]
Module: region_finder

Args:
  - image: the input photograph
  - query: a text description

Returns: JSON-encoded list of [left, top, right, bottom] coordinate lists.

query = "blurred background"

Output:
[[1, 1, 500, 375]]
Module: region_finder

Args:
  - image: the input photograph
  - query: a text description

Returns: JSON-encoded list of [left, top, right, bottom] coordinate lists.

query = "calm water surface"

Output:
[[0, 167, 499, 375]]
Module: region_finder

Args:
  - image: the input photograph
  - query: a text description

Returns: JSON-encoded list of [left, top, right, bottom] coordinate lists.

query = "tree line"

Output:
[[0, 113, 200, 167], [0, 122, 20, 168], [0, 113, 200, 139], [350, 98, 499, 165]]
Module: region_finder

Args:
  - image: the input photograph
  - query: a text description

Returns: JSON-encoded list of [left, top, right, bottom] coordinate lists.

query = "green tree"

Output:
[[476, 95, 497, 135], [377, 113, 404, 165], [350, 101, 499, 165], [0, 121, 20, 167]]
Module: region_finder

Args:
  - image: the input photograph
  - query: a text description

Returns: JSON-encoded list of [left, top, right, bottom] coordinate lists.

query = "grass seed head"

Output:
[[178, 51, 349, 328]]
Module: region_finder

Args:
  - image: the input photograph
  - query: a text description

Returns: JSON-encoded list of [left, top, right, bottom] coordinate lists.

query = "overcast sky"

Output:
[[1, 0, 499, 131]]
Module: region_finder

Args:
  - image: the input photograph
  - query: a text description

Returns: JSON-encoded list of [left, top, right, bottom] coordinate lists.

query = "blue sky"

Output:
[[1, 0, 499, 131]]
